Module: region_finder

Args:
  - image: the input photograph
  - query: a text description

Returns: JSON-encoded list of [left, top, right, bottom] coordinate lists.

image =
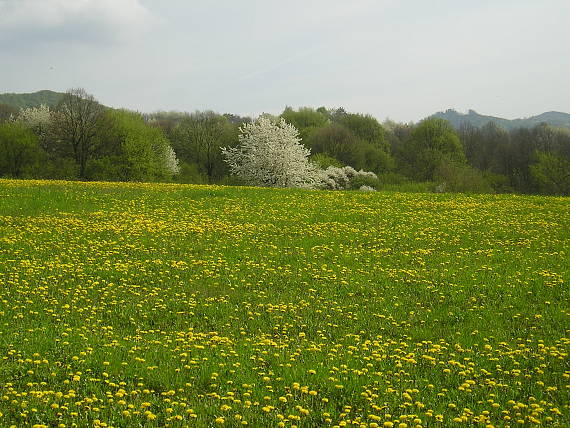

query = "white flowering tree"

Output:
[[159, 144, 181, 176], [15, 104, 51, 125], [13, 105, 53, 147], [222, 117, 320, 188], [14, 104, 52, 132]]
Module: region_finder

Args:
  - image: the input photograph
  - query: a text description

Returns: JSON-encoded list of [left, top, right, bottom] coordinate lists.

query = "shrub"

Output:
[[434, 161, 494, 194], [318, 166, 378, 190]]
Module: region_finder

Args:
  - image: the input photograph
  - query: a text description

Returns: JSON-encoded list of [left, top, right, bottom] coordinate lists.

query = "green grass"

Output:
[[0, 179, 568, 427]]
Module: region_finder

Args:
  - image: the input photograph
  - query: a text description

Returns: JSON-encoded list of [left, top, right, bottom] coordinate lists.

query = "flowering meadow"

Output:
[[0, 179, 568, 427]]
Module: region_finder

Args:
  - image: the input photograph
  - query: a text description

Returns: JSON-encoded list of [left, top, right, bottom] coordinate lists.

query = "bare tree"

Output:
[[174, 111, 234, 180], [54, 88, 105, 178]]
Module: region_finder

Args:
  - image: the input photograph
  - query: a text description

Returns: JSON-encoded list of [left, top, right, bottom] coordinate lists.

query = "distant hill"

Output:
[[431, 109, 570, 130], [0, 90, 64, 110]]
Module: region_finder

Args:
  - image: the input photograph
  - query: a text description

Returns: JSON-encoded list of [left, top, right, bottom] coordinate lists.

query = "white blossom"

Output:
[[14, 104, 52, 135], [162, 145, 181, 176], [222, 117, 320, 188], [317, 166, 377, 190]]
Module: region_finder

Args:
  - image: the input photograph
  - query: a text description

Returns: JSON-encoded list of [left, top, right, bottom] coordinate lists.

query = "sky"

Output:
[[1, 0, 569, 122]]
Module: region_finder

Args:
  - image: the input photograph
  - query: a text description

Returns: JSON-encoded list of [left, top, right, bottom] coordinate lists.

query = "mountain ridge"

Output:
[[0, 90, 65, 109], [2, 91, 569, 130], [430, 109, 570, 130]]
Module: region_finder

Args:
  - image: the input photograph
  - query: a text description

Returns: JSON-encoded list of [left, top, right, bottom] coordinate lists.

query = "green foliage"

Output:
[[434, 161, 494, 194], [310, 153, 344, 168], [39, 157, 79, 180], [100, 109, 177, 182], [402, 118, 466, 181], [2, 89, 569, 197], [172, 111, 237, 182], [0, 90, 64, 109], [176, 161, 208, 184], [280, 107, 329, 141], [52, 88, 106, 178], [305, 115, 393, 175], [347, 173, 380, 190], [0, 103, 18, 123], [85, 156, 123, 182], [461, 122, 509, 171], [379, 181, 435, 193], [458, 122, 570, 194], [482, 171, 512, 193], [530, 151, 570, 195], [433, 108, 570, 130], [336, 113, 389, 152], [376, 171, 413, 186], [412, 118, 464, 155], [307, 123, 360, 166], [0, 122, 42, 178], [357, 141, 395, 173]]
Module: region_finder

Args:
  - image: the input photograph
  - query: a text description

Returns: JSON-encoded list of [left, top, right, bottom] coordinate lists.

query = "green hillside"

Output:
[[431, 109, 570, 130], [0, 90, 64, 109]]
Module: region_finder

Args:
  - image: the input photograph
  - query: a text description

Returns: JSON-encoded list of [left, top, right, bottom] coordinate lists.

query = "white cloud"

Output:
[[0, 0, 156, 44]]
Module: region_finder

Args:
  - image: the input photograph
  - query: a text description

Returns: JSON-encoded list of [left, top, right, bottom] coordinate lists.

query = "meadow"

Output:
[[0, 179, 568, 427]]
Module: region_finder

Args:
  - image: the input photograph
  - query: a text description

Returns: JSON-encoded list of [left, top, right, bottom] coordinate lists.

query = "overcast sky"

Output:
[[1, 0, 569, 122]]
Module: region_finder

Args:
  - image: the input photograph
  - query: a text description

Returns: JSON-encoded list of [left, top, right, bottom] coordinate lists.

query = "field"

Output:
[[0, 179, 568, 427]]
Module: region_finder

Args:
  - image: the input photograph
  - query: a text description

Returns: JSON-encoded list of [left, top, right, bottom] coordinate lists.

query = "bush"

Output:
[[376, 172, 412, 186], [530, 151, 570, 195], [349, 174, 380, 190], [176, 162, 208, 184], [434, 161, 494, 194], [85, 157, 123, 182], [318, 166, 378, 190], [39, 157, 79, 180], [0, 122, 43, 178], [310, 153, 343, 168], [483, 171, 513, 193]]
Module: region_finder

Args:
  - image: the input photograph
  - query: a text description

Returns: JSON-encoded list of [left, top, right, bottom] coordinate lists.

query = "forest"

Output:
[[1, 88, 569, 195]]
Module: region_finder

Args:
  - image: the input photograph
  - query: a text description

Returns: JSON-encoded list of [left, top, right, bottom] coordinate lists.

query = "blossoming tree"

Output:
[[221, 117, 320, 188]]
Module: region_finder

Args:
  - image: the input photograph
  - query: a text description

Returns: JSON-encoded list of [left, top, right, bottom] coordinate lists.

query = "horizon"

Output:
[[2, 88, 569, 124], [1, 0, 569, 122]]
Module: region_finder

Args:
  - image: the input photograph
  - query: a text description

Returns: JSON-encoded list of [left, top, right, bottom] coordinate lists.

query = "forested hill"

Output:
[[0, 90, 64, 109], [431, 109, 570, 130]]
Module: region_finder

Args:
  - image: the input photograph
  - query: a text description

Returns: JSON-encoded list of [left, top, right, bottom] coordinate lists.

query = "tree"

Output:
[[145, 111, 188, 140], [336, 113, 389, 153], [310, 153, 343, 168], [402, 118, 465, 181], [223, 113, 252, 125], [172, 111, 235, 181], [434, 161, 494, 193], [14, 105, 53, 149], [280, 107, 329, 142], [221, 117, 319, 188], [306, 123, 361, 167], [53, 88, 105, 178], [0, 103, 18, 123], [92, 109, 179, 182], [0, 122, 42, 178], [530, 151, 570, 195]]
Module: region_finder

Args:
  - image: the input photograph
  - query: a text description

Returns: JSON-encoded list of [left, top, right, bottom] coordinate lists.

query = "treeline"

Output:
[[1, 88, 569, 195]]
